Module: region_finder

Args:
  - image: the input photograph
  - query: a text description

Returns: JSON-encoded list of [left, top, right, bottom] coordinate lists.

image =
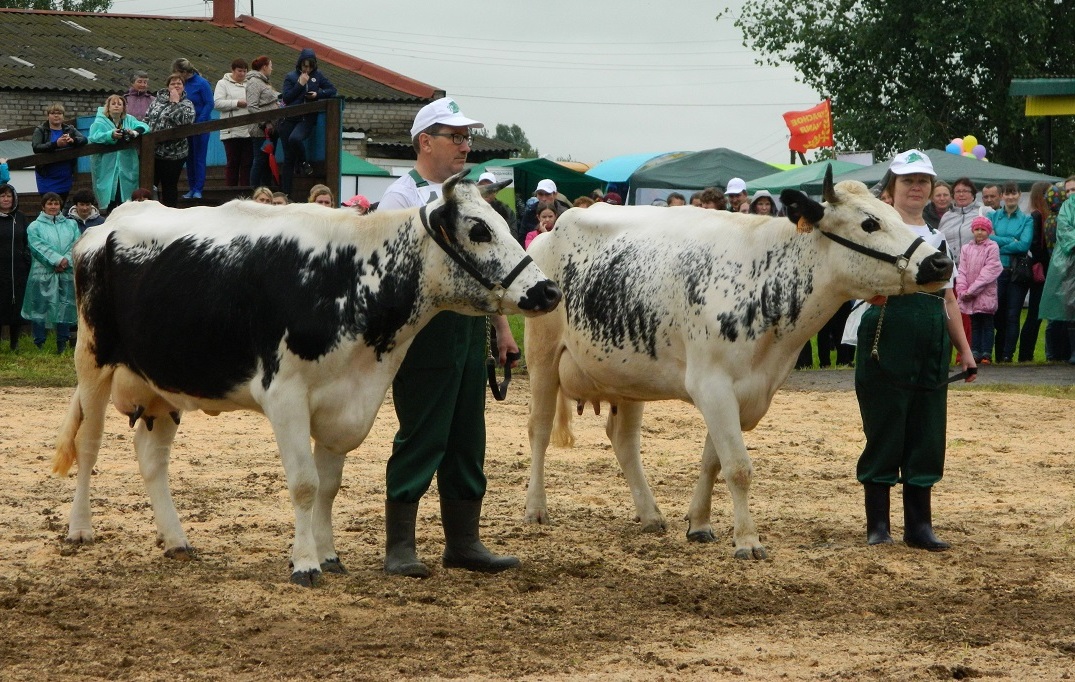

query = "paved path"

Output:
[[782, 362, 1075, 392]]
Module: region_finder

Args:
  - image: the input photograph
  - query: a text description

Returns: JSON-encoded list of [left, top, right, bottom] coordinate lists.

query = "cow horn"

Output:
[[442, 170, 468, 198], [822, 164, 838, 205]]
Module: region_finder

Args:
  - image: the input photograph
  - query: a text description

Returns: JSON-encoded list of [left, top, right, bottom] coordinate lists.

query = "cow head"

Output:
[[423, 172, 561, 315], [778, 167, 953, 296]]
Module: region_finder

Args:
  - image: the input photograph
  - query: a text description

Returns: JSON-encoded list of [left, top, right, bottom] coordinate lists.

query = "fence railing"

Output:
[[2, 98, 341, 194]]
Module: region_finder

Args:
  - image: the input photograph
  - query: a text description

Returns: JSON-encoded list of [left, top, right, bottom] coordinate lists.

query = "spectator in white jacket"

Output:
[[214, 58, 252, 187]]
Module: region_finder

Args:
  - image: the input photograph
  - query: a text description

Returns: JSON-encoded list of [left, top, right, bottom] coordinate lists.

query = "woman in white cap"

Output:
[[855, 149, 975, 552]]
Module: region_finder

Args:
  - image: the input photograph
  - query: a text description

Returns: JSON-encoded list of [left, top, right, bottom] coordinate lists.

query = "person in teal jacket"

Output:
[[21, 192, 80, 353], [88, 94, 150, 212], [1039, 176, 1075, 363], [988, 182, 1034, 362]]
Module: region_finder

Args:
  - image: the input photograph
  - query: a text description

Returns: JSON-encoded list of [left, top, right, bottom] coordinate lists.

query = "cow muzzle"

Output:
[[915, 252, 954, 285], [517, 279, 562, 313]]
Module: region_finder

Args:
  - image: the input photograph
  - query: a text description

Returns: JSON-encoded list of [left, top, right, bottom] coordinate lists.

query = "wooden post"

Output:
[[324, 99, 342, 198]]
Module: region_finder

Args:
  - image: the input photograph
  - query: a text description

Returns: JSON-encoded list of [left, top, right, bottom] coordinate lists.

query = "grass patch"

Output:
[[959, 383, 1075, 400], [0, 332, 77, 387]]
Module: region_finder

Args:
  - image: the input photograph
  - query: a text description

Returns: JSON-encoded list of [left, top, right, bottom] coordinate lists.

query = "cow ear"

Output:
[[427, 204, 458, 243], [779, 189, 825, 229]]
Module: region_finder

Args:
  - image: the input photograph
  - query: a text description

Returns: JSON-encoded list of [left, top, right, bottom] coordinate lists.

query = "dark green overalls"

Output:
[[386, 311, 488, 502], [855, 292, 950, 487]]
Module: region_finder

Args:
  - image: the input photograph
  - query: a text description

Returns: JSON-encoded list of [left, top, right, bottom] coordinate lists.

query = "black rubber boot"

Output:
[[902, 485, 950, 551], [441, 499, 520, 573], [1067, 325, 1075, 365], [863, 483, 894, 545], [384, 501, 431, 578]]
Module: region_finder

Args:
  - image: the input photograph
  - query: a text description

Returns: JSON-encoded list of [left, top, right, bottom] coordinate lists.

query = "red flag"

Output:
[[783, 100, 833, 153]]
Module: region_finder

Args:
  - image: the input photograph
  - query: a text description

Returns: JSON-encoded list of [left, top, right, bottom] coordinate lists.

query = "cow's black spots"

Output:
[[709, 241, 814, 343], [562, 244, 661, 358], [83, 232, 422, 399]]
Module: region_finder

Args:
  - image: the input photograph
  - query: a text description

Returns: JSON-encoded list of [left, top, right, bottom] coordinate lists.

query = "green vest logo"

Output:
[[447, 101, 460, 114]]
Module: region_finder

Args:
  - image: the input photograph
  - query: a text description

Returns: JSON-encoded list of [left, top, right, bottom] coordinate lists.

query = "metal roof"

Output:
[[1008, 78, 1075, 97], [0, 9, 436, 102]]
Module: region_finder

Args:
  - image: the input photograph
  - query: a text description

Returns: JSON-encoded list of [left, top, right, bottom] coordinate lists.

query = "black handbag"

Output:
[[1010, 254, 1034, 286]]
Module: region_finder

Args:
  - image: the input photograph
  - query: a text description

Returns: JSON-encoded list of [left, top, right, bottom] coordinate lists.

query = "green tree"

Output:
[[1, 0, 111, 9], [493, 123, 538, 158], [729, 1, 1075, 175]]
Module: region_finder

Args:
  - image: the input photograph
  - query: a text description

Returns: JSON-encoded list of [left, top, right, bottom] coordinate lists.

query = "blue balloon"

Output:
[[945, 142, 962, 155]]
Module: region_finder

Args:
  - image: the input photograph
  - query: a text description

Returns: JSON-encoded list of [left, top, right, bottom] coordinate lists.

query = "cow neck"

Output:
[[417, 204, 533, 313]]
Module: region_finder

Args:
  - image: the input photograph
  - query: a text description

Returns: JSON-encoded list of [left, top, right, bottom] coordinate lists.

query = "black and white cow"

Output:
[[54, 174, 561, 585], [523, 173, 952, 559]]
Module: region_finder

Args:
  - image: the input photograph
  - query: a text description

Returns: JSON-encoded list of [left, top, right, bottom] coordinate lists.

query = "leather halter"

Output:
[[418, 204, 534, 313], [819, 230, 926, 295]]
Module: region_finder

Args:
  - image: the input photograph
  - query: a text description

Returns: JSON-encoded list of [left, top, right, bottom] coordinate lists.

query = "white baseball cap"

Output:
[[889, 149, 936, 177], [725, 177, 747, 194], [410, 97, 484, 138], [536, 179, 557, 194], [477, 172, 497, 184]]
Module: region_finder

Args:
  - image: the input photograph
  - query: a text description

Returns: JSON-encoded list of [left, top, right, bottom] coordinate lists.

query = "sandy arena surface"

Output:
[[1, 377, 1074, 681]]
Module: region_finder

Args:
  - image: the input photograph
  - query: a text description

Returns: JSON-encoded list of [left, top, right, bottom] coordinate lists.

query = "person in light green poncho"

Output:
[[1038, 176, 1075, 364], [21, 192, 80, 353], [88, 94, 150, 213]]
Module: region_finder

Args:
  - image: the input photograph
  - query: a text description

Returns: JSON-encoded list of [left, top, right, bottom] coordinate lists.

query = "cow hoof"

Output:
[[320, 558, 348, 574], [289, 569, 322, 588], [164, 545, 197, 561], [733, 546, 768, 560], [523, 509, 549, 525], [686, 529, 717, 543], [639, 518, 668, 534], [66, 529, 95, 544]]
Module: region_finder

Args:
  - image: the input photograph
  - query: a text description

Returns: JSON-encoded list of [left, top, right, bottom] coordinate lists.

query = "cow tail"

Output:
[[551, 388, 576, 448], [53, 390, 83, 476]]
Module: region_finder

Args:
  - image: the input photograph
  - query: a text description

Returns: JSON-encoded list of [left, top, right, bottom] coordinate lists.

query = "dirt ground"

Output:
[[2, 377, 1075, 681]]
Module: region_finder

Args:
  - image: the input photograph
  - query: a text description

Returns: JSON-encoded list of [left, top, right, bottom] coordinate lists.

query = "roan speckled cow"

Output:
[[53, 174, 561, 586], [522, 170, 953, 559]]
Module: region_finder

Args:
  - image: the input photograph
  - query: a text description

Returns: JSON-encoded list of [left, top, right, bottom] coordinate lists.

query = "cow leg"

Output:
[[264, 402, 321, 586], [691, 396, 767, 560], [312, 441, 347, 574], [523, 337, 563, 525], [606, 401, 666, 533], [683, 433, 720, 542], [64, 359, 114, 544], [133, 416, 192, 559]]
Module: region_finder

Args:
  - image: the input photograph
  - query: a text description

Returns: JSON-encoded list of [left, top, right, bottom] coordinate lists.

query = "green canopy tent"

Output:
[[465, 157, 606, 209], [627, 148, 778, 205], [339, 151, 392, 207], [800, 149, 1061, 195], [341, 151, 390, 177], [747, 160, 865, 195]]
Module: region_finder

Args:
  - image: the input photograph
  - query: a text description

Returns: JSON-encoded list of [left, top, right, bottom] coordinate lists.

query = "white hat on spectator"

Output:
[[477, 172, 497, 185], [536, 179, 557, 195], [725, 177, 747, 195]]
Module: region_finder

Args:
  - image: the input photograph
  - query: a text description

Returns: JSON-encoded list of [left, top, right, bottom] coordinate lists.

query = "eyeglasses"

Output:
[[427, 132, 472, 145]]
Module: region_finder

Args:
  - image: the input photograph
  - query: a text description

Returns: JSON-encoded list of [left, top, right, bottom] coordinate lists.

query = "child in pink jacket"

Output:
[[956, 216, 1003, 363]]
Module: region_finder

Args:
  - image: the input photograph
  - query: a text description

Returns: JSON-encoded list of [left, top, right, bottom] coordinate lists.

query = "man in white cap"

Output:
[[378, 97, 521, 578], [477, 171, 518, 239], [725, 177, 748, 213]]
